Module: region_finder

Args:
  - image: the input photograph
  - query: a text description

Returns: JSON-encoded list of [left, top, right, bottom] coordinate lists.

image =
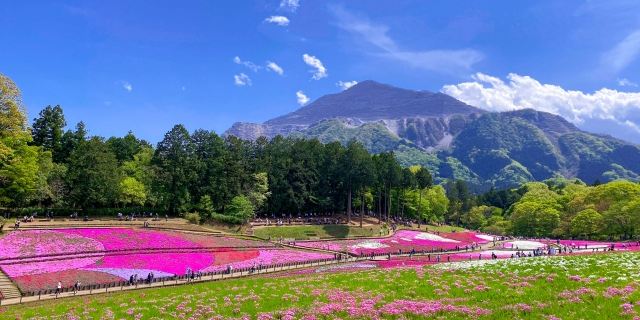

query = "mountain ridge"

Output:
[[224, 80, 640, 190]]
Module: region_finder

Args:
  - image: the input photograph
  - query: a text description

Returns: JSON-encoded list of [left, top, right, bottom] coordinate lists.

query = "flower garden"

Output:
[[2, 227, 640, 319], [4, 249, 640, 319], [3, 228, 635, 294], [295, 230, 494, 254], [0, 228, 333, 292]]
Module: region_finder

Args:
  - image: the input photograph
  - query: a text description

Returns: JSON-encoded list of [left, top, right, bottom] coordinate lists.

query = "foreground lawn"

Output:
[[253, 224, 385, 240], [4, 252, 640, 319]]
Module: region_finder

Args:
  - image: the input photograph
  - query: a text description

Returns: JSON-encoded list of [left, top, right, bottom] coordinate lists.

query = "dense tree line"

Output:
[[452, 178, 640, 240], [0, 74, 449, 225]]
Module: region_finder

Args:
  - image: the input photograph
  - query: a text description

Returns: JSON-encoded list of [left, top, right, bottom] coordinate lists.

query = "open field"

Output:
[[252, 224, 385, 240], [3, 250, 640, 319]]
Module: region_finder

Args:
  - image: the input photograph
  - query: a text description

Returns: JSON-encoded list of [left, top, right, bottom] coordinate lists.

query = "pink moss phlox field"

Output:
[[0, 230, 104, 259], [57, 228, 217, 276], [201, 249, 333, 273], [58, 228, 203, 251], [296, 230, 490, 255], [438, 231, 494, 244], [0, 228, 333, 292], [87, 252, 214, 276], [0, 230, 105, 277]]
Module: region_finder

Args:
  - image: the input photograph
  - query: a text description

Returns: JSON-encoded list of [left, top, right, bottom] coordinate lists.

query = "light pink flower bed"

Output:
[[0, 228, 332, 292], [504, 239, 640, 251]]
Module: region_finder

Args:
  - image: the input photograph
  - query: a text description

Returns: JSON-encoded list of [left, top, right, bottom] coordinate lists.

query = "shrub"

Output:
[[184, 212, 201, 224], [225, 195, 255, 221], [209, 213, 244, 225]]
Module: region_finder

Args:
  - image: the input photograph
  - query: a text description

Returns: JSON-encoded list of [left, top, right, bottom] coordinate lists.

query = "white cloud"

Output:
[[602, 30, 640, 75], [296, 90, 309, 106], [121, 81, 132, 92], [442, 73, 640, 143], [618, 78, 638, 87], [280, 0, 300, 12], [266, 61, 284, 75], [302, 54, 327, 80], [331, 6, 482, 74], [234, 73, 252, 86], [233, 56, 261, 72], [336, 80, 358, 90], [264, 15, 290, 26]]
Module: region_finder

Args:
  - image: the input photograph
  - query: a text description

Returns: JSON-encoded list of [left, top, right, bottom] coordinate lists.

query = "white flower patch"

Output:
[[414, 233, 460, 243], [473, 250, 520, 258], [431, 251, 640, 280], [475, 234, 495, 241], [504, 240, 545, 250], [351, 240, 389, 249]]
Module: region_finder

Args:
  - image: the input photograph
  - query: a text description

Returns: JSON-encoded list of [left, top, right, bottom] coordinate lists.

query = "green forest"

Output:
[[1, 73, 639, 240]]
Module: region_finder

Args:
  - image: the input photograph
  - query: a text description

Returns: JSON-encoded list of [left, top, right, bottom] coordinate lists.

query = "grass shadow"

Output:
[[321, 225, 350, 238]]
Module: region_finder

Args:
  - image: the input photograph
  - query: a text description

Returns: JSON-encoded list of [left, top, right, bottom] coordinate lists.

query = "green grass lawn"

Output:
[[252, 224, 466, 240], [4, 252, 640, 319], [418, 224, 466, 233], [252, 224, 385, 240]]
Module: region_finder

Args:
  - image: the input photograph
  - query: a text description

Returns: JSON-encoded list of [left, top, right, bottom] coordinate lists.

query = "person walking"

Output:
[[73, 280, 81, 294], [55, 281, 62, 297]]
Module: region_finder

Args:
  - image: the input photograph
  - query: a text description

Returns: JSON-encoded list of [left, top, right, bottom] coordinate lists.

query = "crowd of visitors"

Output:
[[116, 212, 167, 222], [252, 214, 344, 226]]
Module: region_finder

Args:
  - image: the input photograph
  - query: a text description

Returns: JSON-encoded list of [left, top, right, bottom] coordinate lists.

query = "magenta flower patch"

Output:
[[89, 252, 214, 276], [0, 228, 332, 292]]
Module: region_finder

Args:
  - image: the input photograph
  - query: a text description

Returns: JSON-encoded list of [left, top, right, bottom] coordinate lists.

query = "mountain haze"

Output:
[[225, 81, 640, 190]]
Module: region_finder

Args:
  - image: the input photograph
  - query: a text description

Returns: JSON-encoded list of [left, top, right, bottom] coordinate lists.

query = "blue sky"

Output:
[[2, 0, 640, 143]]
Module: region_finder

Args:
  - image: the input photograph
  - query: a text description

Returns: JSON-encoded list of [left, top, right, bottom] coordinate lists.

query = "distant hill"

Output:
[[225, 81, 640, 190]]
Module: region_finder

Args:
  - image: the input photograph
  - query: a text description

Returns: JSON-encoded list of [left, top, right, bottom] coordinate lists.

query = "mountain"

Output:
[[225, 81, 640, 190], [266, 80, 482, 125], [226, 80, 484, 150]]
